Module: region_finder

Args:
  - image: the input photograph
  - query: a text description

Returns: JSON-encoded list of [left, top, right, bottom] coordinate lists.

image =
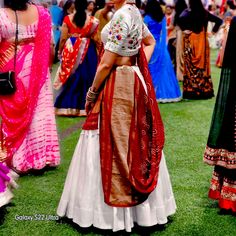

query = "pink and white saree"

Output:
[[0, 5, 60, 173]]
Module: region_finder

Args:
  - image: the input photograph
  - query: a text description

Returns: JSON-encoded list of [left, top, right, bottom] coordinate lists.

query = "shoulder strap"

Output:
[[14, 10, 18, 71]]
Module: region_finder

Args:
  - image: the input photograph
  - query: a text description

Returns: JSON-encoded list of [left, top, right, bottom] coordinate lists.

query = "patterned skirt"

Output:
[[54, 42, 97, 116], [12, 78, 60, 173], [204, 64, 236, 211], [183, 30, 214, 99], [57, 65, 176, 231]]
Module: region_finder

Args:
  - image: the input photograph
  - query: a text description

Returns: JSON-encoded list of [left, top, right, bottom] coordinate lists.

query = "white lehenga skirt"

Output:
[[57, 129, 177, 232]]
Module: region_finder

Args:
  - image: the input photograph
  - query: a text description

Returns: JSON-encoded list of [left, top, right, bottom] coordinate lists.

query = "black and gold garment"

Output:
[[204, 17, 236, 212]]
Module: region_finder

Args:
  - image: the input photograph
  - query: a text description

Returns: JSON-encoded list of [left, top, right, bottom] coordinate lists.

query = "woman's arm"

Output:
[[91, 50, 117, 92], [58, 22, 69, 57], [86, 32, 155, 112], [142, 33, 156, 62], [86, 32, 155, 114], [142, 21, 156, 62], [208, 12, 223, 33], [85, 50, 117, 113], [49, 34, 55, 70]]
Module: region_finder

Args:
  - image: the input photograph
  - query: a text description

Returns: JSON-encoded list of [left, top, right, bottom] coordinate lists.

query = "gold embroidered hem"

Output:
[[208, 167, 236, 211], [204, 145, 236, 169], [55, 108, 86, 117]]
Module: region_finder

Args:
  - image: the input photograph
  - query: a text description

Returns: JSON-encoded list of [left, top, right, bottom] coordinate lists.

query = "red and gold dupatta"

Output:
[[53, 16, 99, 90], [83, 47, 165, 207]]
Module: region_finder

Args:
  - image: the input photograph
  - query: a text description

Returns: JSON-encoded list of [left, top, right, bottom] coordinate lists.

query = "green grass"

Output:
[[1, 49, 235, 236]]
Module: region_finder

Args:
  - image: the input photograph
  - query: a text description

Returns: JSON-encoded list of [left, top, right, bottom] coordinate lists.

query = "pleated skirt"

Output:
[[57, 129, 176, 232]]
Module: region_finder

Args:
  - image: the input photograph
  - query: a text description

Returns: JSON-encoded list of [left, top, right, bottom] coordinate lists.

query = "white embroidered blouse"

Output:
[[101, 4, 150, 57]]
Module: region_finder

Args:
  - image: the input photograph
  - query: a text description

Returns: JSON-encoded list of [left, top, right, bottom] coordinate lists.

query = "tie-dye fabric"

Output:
[[0, 5, 60, 172]]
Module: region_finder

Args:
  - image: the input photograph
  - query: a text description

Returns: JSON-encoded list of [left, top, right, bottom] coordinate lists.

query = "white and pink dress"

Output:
[[0, 5, 60, 173]]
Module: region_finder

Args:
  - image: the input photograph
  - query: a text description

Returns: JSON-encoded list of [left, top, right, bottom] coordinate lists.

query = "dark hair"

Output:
[[136, 0, 141, 9], [52, 0, 58, 5], [62, 0, 74, 19], [189, 0, 205, 14], [145, 0, 164, 23], [87, 1, 96, 16], [227, 0, 236, 10], [4, 0, 29, 10], [174, 0, 187, 25], [96, 0, 105, 10], [208, 4, 213, 11], [188, 0, 207, 32], [159, 0, 166, 6], [73, 0, 87, 28]]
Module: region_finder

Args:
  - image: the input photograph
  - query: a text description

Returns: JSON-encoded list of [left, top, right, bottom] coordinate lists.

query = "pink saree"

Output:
[[0, 6, 60, 172]]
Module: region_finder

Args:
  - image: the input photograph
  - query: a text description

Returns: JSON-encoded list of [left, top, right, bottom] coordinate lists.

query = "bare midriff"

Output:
[[114, 55, 137, 66]]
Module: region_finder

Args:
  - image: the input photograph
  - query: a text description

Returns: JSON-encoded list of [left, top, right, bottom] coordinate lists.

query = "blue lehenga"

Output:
[[54, 15, 99, 116], [54, 40, 97, 116], [144, 15, 182, 103]]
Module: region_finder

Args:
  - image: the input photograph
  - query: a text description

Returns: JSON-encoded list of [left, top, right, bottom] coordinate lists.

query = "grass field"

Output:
[[0, 49, 235, 236]]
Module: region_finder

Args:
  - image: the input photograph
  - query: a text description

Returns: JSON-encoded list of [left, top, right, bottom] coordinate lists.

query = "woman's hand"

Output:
[[58, 23, 69, 57], [85, 100, 95, 114], [57, 51, 62, 60], [183, 30, 192, 35], [85, 87, 100, 114]]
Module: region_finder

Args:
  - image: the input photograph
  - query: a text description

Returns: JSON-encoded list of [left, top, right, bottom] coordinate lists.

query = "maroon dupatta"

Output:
[[83, 46, 165, 207]]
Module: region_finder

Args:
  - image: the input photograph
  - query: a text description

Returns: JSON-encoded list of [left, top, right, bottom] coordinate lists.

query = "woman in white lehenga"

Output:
[[57, 0, 176, 232]]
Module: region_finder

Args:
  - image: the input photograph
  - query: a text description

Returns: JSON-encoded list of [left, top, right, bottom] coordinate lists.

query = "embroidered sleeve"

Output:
[[104, 12, 129, 55]]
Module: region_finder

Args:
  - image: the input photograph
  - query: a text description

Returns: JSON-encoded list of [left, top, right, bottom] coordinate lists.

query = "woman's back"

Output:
[[63, 14, 97, 37], [3, 4, 38, 26], [144, 14, 181, 103], [0, 8, 38, 43]]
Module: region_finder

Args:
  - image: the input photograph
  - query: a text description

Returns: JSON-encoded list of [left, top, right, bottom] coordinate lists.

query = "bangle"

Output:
[[86, 87, 99, 102], [89, 87, 99, 94]]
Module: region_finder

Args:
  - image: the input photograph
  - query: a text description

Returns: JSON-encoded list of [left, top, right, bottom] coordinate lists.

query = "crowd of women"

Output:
[[0, 0, 236, 233]]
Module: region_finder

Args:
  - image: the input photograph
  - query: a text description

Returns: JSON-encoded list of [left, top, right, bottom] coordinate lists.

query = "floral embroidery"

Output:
[[103, 4, 149, 56], [107, 14, 125, 45]]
